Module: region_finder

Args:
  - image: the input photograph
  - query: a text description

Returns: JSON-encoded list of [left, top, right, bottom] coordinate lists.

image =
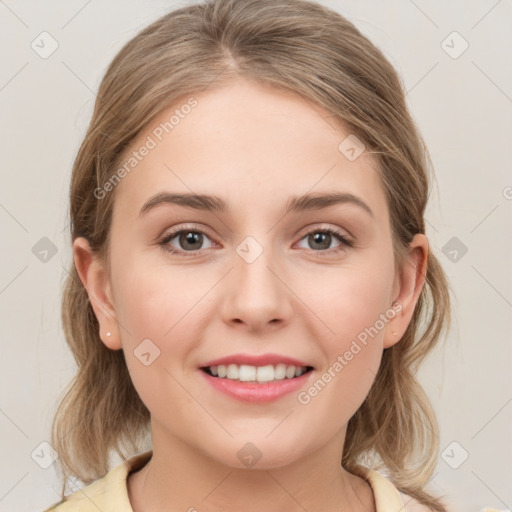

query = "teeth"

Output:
[[206, 364, 309, 382]]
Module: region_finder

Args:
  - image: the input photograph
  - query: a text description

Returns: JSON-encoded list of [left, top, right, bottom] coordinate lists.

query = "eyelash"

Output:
[[157, 224, 353, 257]]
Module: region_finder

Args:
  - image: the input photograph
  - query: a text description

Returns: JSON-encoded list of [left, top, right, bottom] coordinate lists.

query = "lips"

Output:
[[199, 353, 314, 369], [199, 364, 314, 402]]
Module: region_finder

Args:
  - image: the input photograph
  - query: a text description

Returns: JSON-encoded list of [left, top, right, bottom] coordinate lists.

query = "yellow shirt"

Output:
[[42, 450, 501, 512]]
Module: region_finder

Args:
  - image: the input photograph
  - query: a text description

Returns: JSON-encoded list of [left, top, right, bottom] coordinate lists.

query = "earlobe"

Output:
[[383, 233, 429, 349], [72, 237, 122, 350]]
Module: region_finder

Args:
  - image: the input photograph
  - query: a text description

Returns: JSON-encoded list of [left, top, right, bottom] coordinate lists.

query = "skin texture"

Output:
[[74, 77, 428, 512]]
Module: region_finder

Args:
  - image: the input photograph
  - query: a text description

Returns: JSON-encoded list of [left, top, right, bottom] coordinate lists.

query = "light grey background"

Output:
[[1, 1, 511, 511]]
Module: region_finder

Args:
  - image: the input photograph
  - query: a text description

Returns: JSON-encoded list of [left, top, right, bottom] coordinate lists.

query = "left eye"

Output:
[[296, 228, 352, 252]]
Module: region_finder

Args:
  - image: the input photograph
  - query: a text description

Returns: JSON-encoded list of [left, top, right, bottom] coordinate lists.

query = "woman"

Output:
[[44, 0, 479, 510]]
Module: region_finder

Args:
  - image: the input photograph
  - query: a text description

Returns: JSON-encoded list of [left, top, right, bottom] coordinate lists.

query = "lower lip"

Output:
[[199, 369, 314, 403]]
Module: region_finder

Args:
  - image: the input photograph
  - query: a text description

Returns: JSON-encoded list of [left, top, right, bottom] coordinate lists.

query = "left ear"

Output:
[[383, 233, 429, 349]]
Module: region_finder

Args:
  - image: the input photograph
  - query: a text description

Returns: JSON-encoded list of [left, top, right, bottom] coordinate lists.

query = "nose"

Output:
[[220, 242, 293, 332]]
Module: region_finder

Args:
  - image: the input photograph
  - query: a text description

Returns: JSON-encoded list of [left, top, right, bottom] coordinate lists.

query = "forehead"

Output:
[[112, 78, 388, 222]]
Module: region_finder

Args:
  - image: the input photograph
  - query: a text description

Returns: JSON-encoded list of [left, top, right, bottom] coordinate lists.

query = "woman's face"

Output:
[[77, 77, 426, 469]]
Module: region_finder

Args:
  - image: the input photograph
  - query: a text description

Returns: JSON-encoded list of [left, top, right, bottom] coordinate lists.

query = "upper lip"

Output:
[[200, 353, 314, 369]]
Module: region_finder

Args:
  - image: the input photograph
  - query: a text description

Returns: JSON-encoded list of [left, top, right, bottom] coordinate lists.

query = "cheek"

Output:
[[295, 268, 390, 428], [297, 260, 394, 345], [111, 269, 199, 414], [112, 249, 210, 340], [292, 257, 393, 412], [110, 258, 213, 384], [298, 347, 382, 441]]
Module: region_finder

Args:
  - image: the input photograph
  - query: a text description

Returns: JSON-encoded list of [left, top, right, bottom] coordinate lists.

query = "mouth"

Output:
[[200, 364, 314, 383]]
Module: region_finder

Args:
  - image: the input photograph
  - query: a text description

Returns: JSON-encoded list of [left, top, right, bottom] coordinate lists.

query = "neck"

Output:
[[127, 422, 375, 512]]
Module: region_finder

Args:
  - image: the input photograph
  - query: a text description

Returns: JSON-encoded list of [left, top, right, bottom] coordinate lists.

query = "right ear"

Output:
[[72, 237, 122, 350]]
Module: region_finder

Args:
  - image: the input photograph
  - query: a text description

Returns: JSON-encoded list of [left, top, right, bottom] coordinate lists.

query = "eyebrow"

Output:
[[139, 191, 374, 218]]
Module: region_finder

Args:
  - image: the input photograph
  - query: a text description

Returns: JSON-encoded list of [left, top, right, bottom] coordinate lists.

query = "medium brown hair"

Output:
[[53, 0, 452, 509]]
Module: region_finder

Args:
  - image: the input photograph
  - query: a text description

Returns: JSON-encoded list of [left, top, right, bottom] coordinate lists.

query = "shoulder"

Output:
[[42, 496, 88, 511], [399, 492, 437, 512], [42, 499, 67, 511], [42, 451, 153, 511]]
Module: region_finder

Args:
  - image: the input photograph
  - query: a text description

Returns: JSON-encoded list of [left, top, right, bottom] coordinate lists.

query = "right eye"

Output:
[[158, 226, 216, 256]]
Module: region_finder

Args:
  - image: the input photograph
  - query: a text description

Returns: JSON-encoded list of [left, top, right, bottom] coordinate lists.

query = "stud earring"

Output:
[[391, 331, 397, 336], [106, 332, 111, 337]]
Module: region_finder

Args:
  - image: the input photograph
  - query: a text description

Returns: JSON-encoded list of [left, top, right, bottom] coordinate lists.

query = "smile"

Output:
[[201, 363, 313, 382], [199, 364, 315, 403]]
